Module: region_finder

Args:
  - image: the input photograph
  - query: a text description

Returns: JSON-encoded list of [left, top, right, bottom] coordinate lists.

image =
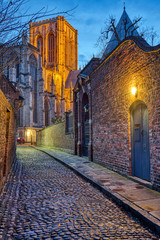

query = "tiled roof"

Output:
[[28, 43, 39, 52], [65, 70, 81, 88], [103, 8, 139, 57], [93, 35, 160, 76], [79, 58, 100, 77]]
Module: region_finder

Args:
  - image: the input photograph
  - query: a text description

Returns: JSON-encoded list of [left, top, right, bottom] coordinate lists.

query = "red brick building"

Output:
[[0, 74, 23, 191], [74, 36, 160, 191], [74, 58, 100, 158]]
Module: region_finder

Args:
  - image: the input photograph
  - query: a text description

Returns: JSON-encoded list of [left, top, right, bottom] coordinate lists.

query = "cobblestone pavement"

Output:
[[0, 147, 159, 240]]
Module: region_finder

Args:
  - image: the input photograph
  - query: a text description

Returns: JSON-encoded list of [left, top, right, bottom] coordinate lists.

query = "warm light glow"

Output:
[[30, 17, 78, 112], [27, 130, 31, 136], [131, 87, 137, 96]]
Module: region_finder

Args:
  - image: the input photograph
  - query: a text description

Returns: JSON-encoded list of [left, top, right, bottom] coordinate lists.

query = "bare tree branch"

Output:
[[126, 17, 142, 36], [96, 14, 159, 58]]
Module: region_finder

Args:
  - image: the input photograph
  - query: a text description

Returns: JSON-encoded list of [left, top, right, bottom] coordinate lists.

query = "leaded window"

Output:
[[37, 36, 43, 55], [48, 33, 54, 64], [29, 54, 37, 123]]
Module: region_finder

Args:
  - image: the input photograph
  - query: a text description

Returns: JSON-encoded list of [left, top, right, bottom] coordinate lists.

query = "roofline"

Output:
[[78, 74, 89, 80], [63, 18, 78, 33], [78, 57, 100, 77], [30, 17, 57, 27], [91, 36, 160, 76], [27, 43, 39, 52], [30, 15, 77, 33]]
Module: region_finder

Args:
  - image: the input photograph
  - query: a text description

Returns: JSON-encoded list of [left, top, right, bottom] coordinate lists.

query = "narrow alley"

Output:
[[0, 147, 158, 239]]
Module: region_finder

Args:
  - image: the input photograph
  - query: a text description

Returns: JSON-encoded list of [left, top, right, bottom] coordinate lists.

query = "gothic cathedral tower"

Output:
[[29, 16, 78, 126]]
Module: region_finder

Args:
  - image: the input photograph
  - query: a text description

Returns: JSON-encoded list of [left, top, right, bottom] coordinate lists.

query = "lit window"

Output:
[[48, 33, 54, 63]]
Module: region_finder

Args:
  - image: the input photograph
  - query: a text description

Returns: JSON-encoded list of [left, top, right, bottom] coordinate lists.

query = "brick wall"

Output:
[[37, 120, 74, 154], [0, 89, 17, 192], [91, 38, 160, 190], [0, 74, 22, 192]]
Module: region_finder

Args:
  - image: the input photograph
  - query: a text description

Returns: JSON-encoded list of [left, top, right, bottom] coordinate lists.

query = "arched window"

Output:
[[29, 54, 37, 123], [37, 36, 43, 55], [15, 57, 20, 79], [44, 98, 50, 126], [70, 41, 75, 68], [47, 74, 52, 93], [56, 99, 60, 116], [48, 33, 54, 64], [16, 63, 19, 78], [7, 66, 9, 79], [30, 54, 37, 81], [65, 37, 68, 66]]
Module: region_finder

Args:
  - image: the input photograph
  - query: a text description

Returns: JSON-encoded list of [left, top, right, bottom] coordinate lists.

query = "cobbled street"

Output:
[[0, 147, 159, 240]]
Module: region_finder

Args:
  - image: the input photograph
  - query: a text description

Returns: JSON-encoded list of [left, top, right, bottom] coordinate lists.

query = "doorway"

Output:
[[82, 94, 89, 156], [131, 102, 150, 181]]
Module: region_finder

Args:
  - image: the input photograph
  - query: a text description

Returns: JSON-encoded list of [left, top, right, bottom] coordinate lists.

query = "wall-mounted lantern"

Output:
[[14, 96, 24, 110], [26, 130, 32, 144], [131, 86, 138, 97], [84, 104, 89, 113]]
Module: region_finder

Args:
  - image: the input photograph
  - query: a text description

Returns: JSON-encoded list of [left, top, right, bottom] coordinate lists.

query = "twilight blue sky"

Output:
[[29, 0, 160, 68]]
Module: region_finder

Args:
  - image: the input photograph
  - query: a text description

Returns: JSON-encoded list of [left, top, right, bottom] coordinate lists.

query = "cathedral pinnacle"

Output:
[[123, 1, 126, 11]]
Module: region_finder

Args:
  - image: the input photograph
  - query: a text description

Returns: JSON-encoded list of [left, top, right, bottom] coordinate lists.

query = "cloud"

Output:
[[78, 54, 89, 68], [79, 54, 88, 62]]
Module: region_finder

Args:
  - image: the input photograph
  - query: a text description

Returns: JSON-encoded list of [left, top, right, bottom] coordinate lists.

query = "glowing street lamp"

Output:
[[27, 130, 31, 136], [26, 130, 32, 144]]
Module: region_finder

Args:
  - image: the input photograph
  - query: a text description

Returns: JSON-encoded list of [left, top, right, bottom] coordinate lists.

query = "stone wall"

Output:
[[90, 38, 160, 190], [0, 89, 17, 192], [37, 120, 74, 154]]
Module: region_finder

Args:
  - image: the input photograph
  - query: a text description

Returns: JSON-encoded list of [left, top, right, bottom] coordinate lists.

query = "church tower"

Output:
[[29, 16, 78, 126]]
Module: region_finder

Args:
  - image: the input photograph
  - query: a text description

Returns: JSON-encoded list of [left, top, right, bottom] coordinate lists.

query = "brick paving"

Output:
[[0, 147, 159, 239]]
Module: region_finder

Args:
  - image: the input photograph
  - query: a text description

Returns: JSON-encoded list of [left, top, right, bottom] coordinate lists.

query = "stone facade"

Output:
[[0, 74, 22, 192], [30, 16, 79, 124], [2, 35, 44, 142], [3, 16, 79, 143], [74, 37, 160, 190]]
